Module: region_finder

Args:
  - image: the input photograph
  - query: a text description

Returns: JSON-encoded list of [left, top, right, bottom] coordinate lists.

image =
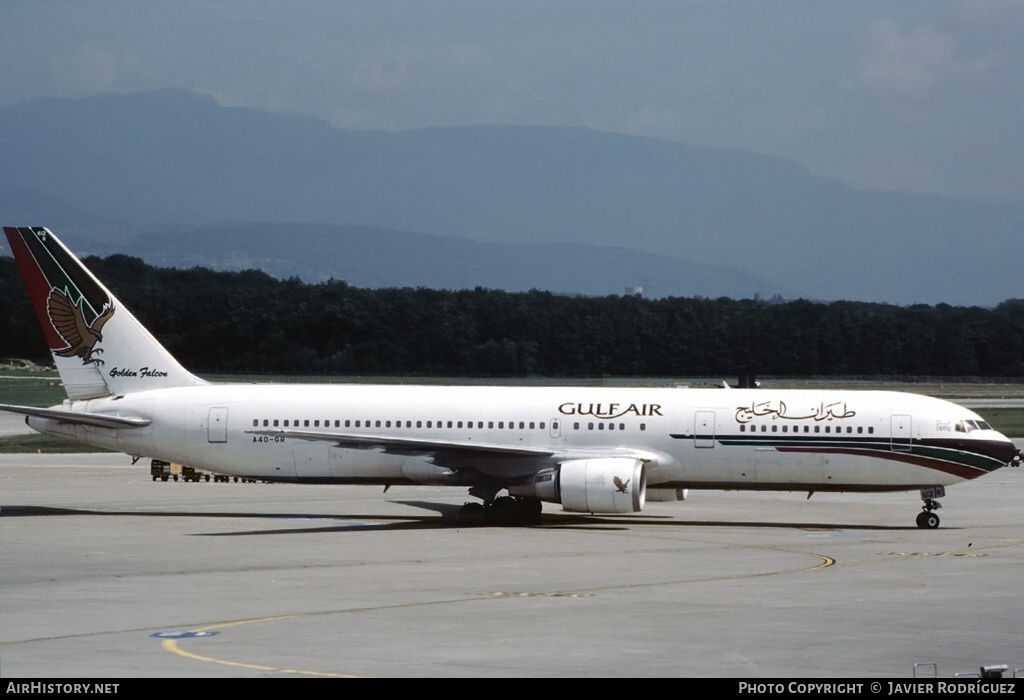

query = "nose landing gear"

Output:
[[916, 509, 940, 529], [916, 486, 945, 529]]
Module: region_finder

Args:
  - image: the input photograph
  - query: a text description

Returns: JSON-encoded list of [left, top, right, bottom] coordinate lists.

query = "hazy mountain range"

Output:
[[61, 222, 797, 299], [1, 89, 1020, 304]]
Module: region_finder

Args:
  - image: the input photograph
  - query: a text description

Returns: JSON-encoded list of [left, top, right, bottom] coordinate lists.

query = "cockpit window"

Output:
[[956, 419, 993, 433]]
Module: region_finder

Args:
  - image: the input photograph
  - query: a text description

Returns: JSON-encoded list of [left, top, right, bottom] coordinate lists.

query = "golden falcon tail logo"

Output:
[[47, 288, 115, 365]]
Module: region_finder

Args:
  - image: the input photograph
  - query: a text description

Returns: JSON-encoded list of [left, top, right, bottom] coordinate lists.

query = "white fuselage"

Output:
[[29, 385, 1011, 492]]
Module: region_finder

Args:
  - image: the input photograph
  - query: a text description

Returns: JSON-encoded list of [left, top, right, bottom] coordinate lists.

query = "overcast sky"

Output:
[[3, 1, 1023, 203]]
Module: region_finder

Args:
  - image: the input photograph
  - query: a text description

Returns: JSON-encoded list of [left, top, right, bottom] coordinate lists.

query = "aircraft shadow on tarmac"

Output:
[[0, 502, 927, 534]]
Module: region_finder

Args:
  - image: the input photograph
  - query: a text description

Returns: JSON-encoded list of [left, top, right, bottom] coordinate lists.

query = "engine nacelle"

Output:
[[509, 458, 646, 514]]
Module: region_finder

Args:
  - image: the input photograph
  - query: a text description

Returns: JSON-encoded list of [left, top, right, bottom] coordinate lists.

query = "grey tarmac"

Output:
[[1, 448, 1022, 678], [0, 412, 31, 437]]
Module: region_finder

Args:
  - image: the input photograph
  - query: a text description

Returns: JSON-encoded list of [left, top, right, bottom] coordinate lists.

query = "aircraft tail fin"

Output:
[[4, 226, 206, 399]]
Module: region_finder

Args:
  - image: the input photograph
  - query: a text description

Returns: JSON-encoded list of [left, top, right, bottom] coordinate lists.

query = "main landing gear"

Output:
[[916, 486, 945, 529], [458, 496, 543, 527]]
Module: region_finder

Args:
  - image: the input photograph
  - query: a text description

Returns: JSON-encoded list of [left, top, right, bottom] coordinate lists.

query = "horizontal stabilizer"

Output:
[[0, 403, 151, 429]]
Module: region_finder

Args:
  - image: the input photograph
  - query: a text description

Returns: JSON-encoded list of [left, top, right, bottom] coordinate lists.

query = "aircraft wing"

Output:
[[248, 428, 555, 457], [247, 428, 658, 472], [0, 403, 152, 429]]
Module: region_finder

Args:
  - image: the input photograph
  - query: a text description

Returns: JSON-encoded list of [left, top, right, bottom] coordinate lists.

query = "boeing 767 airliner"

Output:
[[2, 227, 1018, 527]]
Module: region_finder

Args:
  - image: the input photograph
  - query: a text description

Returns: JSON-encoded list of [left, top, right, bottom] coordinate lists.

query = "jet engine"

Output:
[[508, 457, 646, 513]]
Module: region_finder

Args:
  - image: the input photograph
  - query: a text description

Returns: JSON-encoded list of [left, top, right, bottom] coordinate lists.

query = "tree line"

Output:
[[2, 254, 1023, 377]]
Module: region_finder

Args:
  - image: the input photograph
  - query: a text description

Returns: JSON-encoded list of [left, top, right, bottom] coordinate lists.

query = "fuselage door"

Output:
[[891, 414, 912, 452], [208, 407, 228, 443], [549, 418, 561, 439], [695, 411, 715, 448]]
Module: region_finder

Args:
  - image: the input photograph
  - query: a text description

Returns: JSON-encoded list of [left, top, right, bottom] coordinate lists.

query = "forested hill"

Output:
[[2, 255, 1023, 377]]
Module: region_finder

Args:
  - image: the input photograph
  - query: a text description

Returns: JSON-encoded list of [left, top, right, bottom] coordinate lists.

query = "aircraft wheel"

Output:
[[458, 502, 485, 526], [514, 497, 543, 526], [487, 496, 517, 526], [916, 511, 940, 529]]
